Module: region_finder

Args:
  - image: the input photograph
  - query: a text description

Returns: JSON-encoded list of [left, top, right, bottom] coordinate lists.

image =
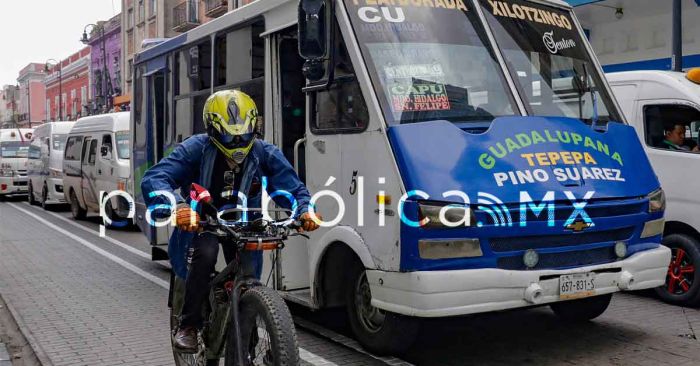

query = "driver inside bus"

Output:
[[141, 90, 320, 352], [661, 123, 700, 152]]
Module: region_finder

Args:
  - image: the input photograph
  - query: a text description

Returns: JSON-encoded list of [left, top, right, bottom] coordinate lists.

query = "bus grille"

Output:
[[497, 246, 617, 270], [489, 227, 635, 252]]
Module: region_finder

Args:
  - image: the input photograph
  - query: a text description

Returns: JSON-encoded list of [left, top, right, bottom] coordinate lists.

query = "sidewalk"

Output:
[[0, 204, 173, 366]]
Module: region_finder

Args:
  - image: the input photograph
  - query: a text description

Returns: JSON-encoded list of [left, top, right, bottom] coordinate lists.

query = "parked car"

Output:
[[0, 128, 33, 199], [63, 112, 131, 222], [608, 68, 700, 306], [27, 121, 74, 208]]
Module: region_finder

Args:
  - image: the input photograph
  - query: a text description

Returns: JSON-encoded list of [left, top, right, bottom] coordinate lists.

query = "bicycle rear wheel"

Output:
[[226, 286, 299, 366]]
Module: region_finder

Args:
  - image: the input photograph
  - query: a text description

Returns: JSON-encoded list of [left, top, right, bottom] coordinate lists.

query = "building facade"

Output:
[[572, 0, 700, 72], [16, 63, 47, 126], [1, 85, 19, 127], [45, 47, 91, 122], [120, 0, 236, 104], [87, 14, 123, 114]]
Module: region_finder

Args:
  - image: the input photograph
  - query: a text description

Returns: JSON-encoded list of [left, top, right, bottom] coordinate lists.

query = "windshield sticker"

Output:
[[351, 0, 468, 13], [390, 82, 451, 112], [384, 63, 444, 79], [543, 30, 576, 54], [485, 0, 572, 30]]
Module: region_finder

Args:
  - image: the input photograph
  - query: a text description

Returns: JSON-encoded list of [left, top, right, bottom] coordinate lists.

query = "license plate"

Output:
[[559, 273, 596, 299]]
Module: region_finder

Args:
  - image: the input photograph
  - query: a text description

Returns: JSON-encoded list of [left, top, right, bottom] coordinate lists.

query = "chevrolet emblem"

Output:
[[565, 220, 592, 232]]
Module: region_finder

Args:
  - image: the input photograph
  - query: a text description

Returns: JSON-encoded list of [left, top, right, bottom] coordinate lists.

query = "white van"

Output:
[[27, 122, 75, 207], [0, 128, 33, 199], [63, 112, 131, 222], [608, 69, 700, 306]]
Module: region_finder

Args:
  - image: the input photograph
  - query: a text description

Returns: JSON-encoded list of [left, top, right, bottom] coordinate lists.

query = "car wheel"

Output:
[[28, 182, 38, 205], [654, 234, 700, 306], [70, 189, 87, 220], [41, 184, 49, 210]]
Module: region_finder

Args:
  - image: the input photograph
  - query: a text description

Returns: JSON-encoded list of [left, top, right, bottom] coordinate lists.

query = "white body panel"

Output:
[[63, 113, 131, 217], [0, 129, 33, 196], [27, 122, 74, 204], [607, 71, 700, 236]]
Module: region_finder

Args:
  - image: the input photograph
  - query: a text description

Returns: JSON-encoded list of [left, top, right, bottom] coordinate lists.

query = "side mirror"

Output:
[[298, 0, 329, 81]]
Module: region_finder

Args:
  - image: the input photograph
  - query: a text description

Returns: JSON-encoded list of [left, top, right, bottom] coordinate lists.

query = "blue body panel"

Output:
[[387, 117, 662, 272]]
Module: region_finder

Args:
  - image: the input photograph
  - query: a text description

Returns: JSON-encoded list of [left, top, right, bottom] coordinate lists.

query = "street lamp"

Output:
[[45, 59, 62, 121], [82, 23, 111, 113]]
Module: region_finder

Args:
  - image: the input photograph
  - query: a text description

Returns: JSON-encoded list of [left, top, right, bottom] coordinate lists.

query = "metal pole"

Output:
[[672, 0, 682, 72], [102, 27, 109, 111]]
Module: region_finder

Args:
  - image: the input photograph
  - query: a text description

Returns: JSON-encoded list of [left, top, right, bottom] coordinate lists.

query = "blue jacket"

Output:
[[141, 134, 311, 278]]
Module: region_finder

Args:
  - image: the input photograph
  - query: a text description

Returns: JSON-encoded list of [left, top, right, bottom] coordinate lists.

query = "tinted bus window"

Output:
[[64, 136, 83, 160], [215, 23, 264, 87]]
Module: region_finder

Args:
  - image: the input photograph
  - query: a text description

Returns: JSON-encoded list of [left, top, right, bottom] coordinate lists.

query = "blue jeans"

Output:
[[179, 232, 262, 328]]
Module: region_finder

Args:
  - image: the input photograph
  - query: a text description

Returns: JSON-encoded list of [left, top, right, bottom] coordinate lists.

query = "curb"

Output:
[[1, 295, 53, 366]]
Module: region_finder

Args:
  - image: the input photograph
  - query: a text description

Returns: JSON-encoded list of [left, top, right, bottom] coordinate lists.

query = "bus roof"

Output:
[[135, 0, 572, 66], [69, 112, 130, 135], [0, 129, 33, 142]]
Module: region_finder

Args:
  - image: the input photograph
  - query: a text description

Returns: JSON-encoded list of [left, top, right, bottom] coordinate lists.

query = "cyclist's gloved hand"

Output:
[[175, 203, 200, 232], [299, 212, 321, 232]]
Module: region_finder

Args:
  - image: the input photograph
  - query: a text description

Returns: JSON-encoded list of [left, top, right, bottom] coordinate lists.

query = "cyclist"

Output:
[[141, 90, 320, 352]]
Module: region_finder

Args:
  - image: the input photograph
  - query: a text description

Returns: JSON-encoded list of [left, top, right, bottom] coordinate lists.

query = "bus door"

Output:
[[271, 29, 313, 293], [145, 66, 171, 256], [149, 70, 167, 161], [81, 137, 99, 211]]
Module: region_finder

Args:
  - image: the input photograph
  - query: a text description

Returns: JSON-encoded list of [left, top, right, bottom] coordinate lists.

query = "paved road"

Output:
[[0, 197, 698, 366]]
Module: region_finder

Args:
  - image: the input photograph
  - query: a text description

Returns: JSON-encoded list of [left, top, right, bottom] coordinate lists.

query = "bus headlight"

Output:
[[647, 188, 665, 213], [1, 169, 14, 177], [418, 202, 476, 229]]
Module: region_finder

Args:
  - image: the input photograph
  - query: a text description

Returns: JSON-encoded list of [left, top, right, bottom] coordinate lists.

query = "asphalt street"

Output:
[[0, 197, 698, 366]]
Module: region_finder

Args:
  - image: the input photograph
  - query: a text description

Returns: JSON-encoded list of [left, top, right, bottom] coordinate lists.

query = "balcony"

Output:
[[205, 0, 228, 18], [172, 1, 200, 33]]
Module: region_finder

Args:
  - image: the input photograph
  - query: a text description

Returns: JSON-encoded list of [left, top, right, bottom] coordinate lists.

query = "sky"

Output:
[[0, 0, 121, 87]]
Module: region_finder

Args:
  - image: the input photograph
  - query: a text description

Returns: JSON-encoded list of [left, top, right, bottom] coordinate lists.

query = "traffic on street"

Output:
[[1, 0, 700, 365], [0, 197, 698, 366]]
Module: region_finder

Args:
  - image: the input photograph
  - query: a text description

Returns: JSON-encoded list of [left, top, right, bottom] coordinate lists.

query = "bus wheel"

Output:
[[654, 234, 700, 306], [345, 263, 419, 356], [550, 293, 612, 321]]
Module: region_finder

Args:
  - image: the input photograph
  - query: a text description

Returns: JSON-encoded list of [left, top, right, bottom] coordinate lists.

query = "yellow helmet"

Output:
[[203, 90, 259, 164]]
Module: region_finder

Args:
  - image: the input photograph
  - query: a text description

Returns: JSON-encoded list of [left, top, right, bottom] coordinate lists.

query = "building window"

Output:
[[148, 0, 156, 17], [127, 59, 134, 82], [138, 0, 145, 23], [127, 8, 134, 29], [45, 99, 50, 121], [54, 96, 59, 120], [71, 90, 77, 117], [62, 93, 67, 119], [127, 30, 134, 55]]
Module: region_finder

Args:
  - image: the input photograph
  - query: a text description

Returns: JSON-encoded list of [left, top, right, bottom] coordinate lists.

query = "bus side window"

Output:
[[311, 35, 369, 134]]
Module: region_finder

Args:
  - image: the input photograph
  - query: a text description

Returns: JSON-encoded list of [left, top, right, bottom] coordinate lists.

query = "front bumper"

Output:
[[45, 177, 66, 204], [367, 246, 671, 317], [0, 176, 27, 195]]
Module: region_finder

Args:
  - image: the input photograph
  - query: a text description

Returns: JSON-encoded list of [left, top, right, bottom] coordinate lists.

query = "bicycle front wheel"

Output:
[[225, 286, 299, 366]]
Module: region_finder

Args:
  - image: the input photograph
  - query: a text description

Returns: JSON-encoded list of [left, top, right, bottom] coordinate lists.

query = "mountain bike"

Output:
[[169, 183, 304, 366]]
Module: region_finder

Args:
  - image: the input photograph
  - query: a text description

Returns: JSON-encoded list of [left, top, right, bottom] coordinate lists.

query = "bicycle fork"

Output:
[[229, 282, 246, 366]]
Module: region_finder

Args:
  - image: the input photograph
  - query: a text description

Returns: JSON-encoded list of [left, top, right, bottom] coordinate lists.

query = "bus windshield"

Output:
[[116, 131, 130, 159], [0, 141, 30, 158], [344, 0, 518, 126], [52, 134, 67, 151], [478, 0, 622, 125]]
